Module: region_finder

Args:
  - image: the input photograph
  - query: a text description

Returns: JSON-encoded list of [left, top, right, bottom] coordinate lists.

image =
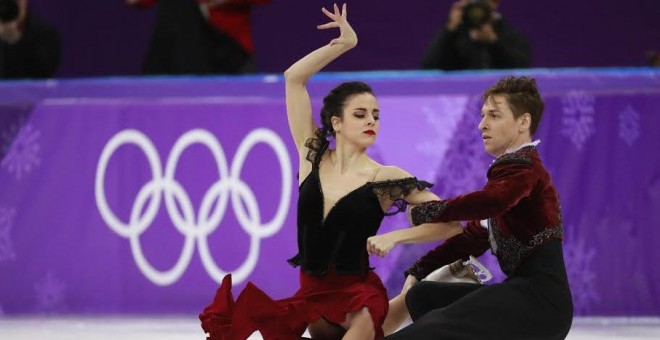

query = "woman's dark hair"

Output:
[[315, 81, 374, 140]]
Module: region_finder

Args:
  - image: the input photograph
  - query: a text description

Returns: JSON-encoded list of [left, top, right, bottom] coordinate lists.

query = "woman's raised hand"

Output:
[[317, 3, 357, 48]]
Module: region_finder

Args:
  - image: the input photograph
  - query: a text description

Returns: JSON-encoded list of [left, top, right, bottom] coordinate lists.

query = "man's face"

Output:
[[478, 95, 527, 157]]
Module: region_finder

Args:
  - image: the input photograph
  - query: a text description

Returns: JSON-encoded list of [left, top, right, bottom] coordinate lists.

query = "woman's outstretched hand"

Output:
[[317, 3, 357, 48]]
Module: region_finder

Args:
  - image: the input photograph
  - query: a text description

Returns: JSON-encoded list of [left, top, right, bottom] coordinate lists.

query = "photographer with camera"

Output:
[[421, 0, 530, 70], [0, 0, 60, 79]]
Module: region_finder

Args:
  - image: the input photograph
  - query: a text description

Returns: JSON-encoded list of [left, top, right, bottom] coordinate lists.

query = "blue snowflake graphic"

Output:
[[0, 207, 16, 262], [560, 91, 596, 151], [1, 121, 41, 180], [618, 105, 640, 147], [34, 272, 67, 314]]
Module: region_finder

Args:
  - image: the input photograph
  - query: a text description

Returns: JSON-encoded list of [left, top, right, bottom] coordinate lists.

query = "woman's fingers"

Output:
[[317, 22, 339, 30], [321, 7, 335, 20], [367, 237, 390, 257]]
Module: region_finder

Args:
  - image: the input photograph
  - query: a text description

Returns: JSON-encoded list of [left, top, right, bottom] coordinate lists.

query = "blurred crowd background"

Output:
[[0, 0, 658, 79]]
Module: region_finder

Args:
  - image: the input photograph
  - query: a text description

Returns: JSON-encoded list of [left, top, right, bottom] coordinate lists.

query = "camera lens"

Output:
[[462, 0, 492, 29]]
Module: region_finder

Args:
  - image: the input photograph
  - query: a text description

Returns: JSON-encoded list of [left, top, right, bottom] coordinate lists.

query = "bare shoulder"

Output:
[[374, 165, 414, 182]]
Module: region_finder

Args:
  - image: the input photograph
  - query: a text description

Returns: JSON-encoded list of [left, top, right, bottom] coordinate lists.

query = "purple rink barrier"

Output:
[[0, 69, 659, 316]]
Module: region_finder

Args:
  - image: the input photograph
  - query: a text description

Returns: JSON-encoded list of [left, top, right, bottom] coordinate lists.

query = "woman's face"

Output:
[[332, 92, 380, 148]]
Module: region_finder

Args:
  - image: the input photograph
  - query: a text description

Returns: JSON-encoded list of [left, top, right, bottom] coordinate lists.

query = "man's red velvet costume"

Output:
[[406, 145, 563, 278]]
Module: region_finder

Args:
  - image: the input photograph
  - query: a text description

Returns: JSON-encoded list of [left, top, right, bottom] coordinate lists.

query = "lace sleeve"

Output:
[[371, 177, 433, 216], [304, 130, 329, 168]]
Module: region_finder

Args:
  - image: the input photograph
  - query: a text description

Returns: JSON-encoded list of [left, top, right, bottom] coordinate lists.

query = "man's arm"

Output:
[[490, 22, 531, 68], [411, 160, 537, 225], [405, 220, 490, 280], [421, 29, 461, 70]]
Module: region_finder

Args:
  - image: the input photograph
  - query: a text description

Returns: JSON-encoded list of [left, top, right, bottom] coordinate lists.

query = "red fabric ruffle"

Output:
[[199, 270, 388, 340]]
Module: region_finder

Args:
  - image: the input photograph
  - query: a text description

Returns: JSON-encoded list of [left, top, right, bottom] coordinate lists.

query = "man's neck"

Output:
[[505, 139, 540, 155]]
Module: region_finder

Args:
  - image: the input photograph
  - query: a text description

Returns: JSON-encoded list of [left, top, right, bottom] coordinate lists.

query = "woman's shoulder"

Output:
[[369, 165, 431, 192], [372, 165, 414, 182]]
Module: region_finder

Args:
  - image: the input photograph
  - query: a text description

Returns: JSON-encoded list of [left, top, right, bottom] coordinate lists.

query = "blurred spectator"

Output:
[[0, 0, 60, 79], [421, 0, 530, 71], [127, 0, 270, 75]]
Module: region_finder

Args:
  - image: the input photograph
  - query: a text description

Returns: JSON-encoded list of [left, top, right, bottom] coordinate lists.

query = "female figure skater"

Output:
[[199, 4, 461, 340]]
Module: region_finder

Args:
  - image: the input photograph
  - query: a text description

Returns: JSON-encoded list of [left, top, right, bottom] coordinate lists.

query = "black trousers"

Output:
[[386, 240, 573, 340]]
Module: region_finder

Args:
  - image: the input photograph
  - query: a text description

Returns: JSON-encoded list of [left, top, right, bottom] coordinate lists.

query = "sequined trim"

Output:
[[489, 218, 563, 275], [411, 200, 447, 226], [487, 149, 533, 178]]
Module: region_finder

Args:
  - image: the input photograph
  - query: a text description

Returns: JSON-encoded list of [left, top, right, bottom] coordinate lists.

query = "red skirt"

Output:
[[199, 269, 388, 340]]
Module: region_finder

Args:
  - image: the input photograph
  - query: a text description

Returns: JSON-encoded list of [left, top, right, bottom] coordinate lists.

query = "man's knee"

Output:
[[405, 281, 440, 321]]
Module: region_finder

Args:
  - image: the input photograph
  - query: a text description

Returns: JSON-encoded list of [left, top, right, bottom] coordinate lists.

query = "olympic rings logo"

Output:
[[94, 128, 292, 286]]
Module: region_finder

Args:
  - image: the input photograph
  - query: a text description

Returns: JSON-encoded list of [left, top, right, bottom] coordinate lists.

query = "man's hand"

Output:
[[0, 20, 22, 44], [446, 0, 469, 32], [469, 22, 498, 43]]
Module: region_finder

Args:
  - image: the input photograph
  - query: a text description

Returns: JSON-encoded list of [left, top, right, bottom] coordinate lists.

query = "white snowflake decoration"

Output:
[[560, 91, 595, 151], [0, 207, 17, 262], [34, 272, 67, 314], [435, 96, 492, 197], [1, 122, 41, 180], [563, 226, 599, 314], [415, 96, 469, 160], [618, 105, 640, 147]]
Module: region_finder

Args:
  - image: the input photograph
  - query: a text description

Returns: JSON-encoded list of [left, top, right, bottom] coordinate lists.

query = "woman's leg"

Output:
[[382, 274, 417, 335], [308, 318, 346, 340], [341, 307, 376, 340], [382, 293, 408, 335]]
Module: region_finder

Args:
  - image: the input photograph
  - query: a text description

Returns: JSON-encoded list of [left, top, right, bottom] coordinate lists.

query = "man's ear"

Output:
[[519, 113, 531, 132]]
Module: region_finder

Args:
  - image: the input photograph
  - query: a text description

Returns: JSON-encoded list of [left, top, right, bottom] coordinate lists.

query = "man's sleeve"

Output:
[[421, 29, 460, 70], [490, 25, 531, 68], [411, 159, 537, 225], [405, 220, 490, 280]]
